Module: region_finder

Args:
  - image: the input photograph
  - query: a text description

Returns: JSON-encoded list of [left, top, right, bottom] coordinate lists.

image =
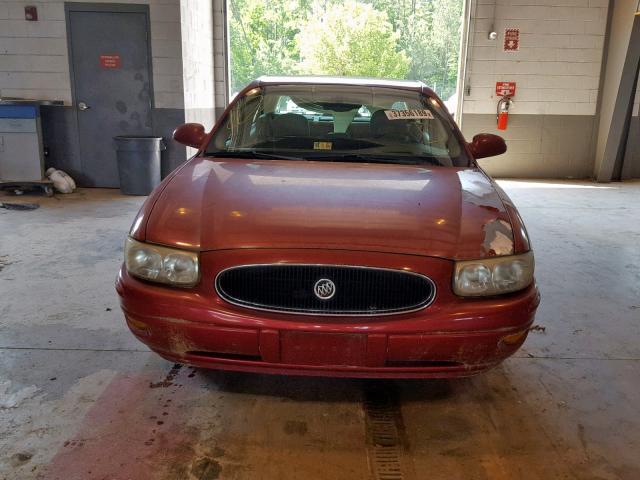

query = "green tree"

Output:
[[367, 0, 462, 99], [228, 0, 311, 93], [228, 0, 462, 99], [296, 1, 410, 79], [422, 0, 462, 98]]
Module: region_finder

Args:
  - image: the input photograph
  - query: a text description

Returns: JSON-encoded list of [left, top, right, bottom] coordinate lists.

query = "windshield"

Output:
[[204, 84, 469, 167]]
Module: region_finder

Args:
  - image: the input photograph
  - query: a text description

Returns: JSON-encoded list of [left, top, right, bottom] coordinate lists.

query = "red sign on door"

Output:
[[99, 54, 121, 69], [503, 28, 520, 51], [496, 82, 516, 97]]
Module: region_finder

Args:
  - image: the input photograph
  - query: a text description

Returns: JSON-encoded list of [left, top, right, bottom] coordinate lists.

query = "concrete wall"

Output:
[[180, 0, 216, 157], [462, 0, 609, 178], [212, 0, 229, 118], [592, 0, 639, 180], [180, 0, 215, 128], [623, 116, 640, 179], [625, 35, 640, 180]]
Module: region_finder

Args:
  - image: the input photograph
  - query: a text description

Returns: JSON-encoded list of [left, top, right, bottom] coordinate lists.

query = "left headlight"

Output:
[[453, 251, 534, 297], [124, 237, 200, 287]]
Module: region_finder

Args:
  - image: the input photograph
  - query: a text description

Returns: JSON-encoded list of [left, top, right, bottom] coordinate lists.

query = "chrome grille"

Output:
[[215, 264, 436, 316]]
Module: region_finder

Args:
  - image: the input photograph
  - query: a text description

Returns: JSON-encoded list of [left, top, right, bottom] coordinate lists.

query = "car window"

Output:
[[206, 84, 469, 167], [275, 96, 320, 116]]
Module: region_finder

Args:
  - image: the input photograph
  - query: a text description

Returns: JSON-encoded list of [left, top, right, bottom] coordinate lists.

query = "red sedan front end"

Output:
[[116, 77, 539, 378]]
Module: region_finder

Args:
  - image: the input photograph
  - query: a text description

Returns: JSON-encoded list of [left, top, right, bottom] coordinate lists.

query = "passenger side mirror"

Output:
[[173, 123, 206, 149], [468, 133, 507, 159]]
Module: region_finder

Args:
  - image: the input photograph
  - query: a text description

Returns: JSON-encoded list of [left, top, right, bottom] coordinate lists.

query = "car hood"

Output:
[[145, 158, 515, 260]]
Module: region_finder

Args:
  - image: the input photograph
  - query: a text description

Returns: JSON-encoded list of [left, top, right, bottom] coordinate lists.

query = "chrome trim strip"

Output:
[[214, 263, 437, 317]]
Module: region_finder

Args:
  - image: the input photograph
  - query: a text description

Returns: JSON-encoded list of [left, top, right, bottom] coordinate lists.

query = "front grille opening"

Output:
[[385, 360, 462, 368], [187, 351, 262, 362], [215, 264, 436, 316]]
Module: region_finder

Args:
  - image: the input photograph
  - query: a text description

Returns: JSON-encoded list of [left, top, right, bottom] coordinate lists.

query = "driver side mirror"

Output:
[[173, 123, 206, 149], [468, 133, 507, 159]]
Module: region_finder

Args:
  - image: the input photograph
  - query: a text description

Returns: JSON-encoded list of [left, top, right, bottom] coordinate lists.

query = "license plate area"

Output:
[[280, 332, 367, 366]]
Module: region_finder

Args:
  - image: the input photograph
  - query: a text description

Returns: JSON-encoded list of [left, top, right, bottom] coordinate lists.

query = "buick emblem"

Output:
[[313, 278, 336, 300]]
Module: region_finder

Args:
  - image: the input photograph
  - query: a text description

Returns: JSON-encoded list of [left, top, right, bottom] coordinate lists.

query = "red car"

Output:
[[116, 76, 539, 378]]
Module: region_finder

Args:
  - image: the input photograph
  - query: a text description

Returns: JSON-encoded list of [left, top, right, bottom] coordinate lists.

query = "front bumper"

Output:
[[116, 249, 540, 378]]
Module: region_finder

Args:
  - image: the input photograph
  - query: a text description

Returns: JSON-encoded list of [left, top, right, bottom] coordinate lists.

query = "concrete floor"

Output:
[[0, 180, 639, 480]]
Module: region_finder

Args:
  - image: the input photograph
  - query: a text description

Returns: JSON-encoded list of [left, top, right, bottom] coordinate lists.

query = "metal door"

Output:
[[67, 5, 153, 187]]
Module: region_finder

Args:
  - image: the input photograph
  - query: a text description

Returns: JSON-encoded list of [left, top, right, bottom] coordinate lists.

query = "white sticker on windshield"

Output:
[[384, 109, 434, 120], [313, 141, 332, 150]]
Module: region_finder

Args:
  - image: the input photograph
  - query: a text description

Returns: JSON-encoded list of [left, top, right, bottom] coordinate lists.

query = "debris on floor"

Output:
[[0, 202, 40, 211], [45, 168, 76, 194], [0, 380, 39, 409], [149, 364, 182, 389], [0, 255, 11, 272], [0, 180, 54, 197], [9, 452, 33, 468], [529, 325, 546, 333]]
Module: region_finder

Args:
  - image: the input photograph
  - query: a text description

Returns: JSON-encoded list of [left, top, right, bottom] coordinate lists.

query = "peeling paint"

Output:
[[458, 170, 505, 211], [168, 328, 195, 355], [482, 219, 514, 256]]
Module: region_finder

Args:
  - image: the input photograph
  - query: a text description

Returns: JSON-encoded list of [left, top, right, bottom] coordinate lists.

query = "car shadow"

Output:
[[195, 367, 474, 404]]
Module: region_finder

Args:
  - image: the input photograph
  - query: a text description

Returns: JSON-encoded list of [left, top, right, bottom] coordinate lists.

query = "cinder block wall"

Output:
[[0, 0, 184, 108], [0, 0, 188, 177], [462, 0, 609, 178]]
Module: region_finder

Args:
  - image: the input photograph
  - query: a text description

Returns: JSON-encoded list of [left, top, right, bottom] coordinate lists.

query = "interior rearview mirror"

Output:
[[173, 123, 206, 149], [469, 133, 507, 159]]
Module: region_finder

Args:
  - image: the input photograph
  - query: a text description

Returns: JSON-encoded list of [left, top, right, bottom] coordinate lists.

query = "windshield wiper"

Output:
[[303, 153, 443, 166], [205, 150, 304, 161], [205, 150, 444, 166]]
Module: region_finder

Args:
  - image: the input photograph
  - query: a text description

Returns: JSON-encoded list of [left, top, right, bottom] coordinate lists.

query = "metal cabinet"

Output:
[[0, 103, 47, 181]]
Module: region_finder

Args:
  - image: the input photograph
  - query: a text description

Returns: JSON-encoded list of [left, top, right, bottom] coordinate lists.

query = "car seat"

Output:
[[369, 110, 424, 144], [270, 113, 310, 138]]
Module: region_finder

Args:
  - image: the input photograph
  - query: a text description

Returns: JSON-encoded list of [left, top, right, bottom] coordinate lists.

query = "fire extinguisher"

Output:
[[497, 96, 513, 130]]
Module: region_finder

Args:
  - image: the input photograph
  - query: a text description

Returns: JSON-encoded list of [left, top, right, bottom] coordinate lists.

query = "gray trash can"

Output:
[[114, 136, 165, 195]]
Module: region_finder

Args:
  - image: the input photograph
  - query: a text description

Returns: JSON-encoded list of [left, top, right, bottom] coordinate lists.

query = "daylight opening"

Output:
[[227, 0, 465, 108]]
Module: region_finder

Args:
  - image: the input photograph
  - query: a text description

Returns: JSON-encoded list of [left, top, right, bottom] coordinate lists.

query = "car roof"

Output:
[[251, 75, 437, 96]]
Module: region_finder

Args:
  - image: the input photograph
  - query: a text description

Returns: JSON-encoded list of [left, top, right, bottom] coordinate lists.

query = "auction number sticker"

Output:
[[385, 109, 434, 120]]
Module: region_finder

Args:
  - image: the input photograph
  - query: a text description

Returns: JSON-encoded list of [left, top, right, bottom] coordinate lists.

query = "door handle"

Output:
[[78, 101, 90, 111]]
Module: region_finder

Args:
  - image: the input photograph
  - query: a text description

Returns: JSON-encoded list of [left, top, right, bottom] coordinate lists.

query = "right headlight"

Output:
[[124, 237, 200, 287], [453, 251, 534, 297]]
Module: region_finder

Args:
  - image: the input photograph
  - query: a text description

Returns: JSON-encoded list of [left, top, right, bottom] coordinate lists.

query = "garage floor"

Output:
[[1, 180, 639, 480]]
